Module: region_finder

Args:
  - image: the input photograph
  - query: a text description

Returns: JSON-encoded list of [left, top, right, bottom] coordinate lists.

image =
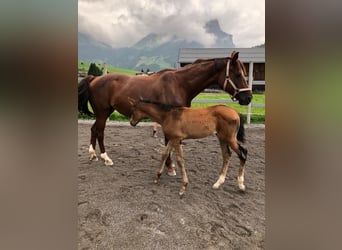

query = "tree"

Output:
[[88, 63, 103, 76]]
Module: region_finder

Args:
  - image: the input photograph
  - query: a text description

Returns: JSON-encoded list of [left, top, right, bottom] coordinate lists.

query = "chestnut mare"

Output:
[[129, 98, 248, 196], [78, 51, 252, 170]]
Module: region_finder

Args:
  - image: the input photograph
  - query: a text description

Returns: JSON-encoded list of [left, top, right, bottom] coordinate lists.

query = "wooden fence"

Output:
[[191, 99, 265, 124]]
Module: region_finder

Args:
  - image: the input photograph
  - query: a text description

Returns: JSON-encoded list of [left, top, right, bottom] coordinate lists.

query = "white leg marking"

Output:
[[89, 144, 98, 161], [238, 175, 245, 191], [213, 175, 225, 189], [100, 152, 113, 166]]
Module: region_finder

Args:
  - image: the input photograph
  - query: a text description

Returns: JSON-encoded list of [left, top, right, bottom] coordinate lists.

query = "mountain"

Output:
[[204, 19, 235, 48], [78, 19, 235, 72], [253, 43, 265, 48]]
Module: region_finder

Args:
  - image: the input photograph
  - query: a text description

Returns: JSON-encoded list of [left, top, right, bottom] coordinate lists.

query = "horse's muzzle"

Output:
[[237, 93, 252, 105]]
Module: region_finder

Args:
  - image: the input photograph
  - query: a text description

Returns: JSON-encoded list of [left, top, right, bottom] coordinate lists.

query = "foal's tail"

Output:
[[78, 75, 96, 117], [237, 113, 246, 143]]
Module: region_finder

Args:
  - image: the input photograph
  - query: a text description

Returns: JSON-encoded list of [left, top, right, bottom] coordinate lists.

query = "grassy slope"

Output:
[[135, 56, 172, 70], [78, 61, 137, 75]]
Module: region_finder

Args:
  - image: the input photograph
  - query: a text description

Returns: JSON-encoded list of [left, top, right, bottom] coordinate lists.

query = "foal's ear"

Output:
[[128, 97, 136, 106], [231, 51, 239, 63]]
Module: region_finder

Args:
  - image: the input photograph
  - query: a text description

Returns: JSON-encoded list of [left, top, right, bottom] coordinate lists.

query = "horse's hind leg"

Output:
[[95, 108, 114, 166], [89, 121, 98, 161], [230, 140, 248, 191], [213, 141, 231, 189]]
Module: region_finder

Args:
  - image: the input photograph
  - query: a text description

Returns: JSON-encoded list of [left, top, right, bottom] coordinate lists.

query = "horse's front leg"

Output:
[[165, 137, 176, 176]]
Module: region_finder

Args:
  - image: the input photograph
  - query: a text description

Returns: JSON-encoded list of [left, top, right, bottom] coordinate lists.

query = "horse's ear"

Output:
[[128, 97, 135, 106], [231, 51, 239, 63]]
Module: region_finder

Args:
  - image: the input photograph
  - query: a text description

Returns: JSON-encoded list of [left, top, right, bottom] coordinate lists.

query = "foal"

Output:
[[128, 98, 248, 196]]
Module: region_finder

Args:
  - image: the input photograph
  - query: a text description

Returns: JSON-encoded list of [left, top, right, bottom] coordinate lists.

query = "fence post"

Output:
[[247, 61, 254, 124]]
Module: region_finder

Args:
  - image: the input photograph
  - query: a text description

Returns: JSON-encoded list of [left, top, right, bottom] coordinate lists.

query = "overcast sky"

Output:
[[78, 0, 264, 48]]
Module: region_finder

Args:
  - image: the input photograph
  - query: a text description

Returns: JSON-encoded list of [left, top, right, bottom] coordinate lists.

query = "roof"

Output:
[[178, 47, 265, 64]]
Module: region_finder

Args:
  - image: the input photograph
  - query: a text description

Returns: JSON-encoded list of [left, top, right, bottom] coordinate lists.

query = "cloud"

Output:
[[78, 0, 265, 48]]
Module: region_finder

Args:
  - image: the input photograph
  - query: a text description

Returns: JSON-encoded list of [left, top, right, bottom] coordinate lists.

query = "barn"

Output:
[[178, 47, 265, 92]]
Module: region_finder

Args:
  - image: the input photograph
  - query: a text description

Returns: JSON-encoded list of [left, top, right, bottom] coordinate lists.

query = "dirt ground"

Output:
[[78, 121, 265, 250]]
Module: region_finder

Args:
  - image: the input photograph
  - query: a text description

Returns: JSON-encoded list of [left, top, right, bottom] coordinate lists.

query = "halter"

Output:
[[223, 58, 251, 101]]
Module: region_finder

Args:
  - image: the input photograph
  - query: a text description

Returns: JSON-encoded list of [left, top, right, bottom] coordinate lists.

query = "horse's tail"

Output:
[[237, 113, 246, 143], [78, 75, 96, 117]]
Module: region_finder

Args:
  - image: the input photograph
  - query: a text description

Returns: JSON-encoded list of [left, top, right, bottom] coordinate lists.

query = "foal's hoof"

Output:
[[212, 182, 221, 189], [179, 191, 185, 198], [238, 184, 246, 192], [166, 164, 176, 176]]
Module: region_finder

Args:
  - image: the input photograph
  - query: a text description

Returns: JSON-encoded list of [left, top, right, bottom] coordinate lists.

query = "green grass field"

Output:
[[78, 93, 265, 124], [191, 93, 265, 123]]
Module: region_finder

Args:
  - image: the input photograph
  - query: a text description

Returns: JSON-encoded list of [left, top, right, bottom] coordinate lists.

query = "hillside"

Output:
[[78, 61, 137, 75], [78, 19, 235, 72]]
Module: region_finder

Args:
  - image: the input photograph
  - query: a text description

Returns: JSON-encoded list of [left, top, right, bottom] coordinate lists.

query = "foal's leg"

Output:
[[230, 140, 248, 191], [89, 121, 98, 161], [155, 142, 173, 183], [164, 137, 176, 176], [173, 141, 188, 196], [213, 141, 231, 189]]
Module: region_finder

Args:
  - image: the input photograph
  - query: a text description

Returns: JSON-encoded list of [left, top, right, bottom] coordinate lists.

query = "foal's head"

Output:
[[128, 97, 181, 126], [128, 97, 148, 126], [219, 51, 253, 105]]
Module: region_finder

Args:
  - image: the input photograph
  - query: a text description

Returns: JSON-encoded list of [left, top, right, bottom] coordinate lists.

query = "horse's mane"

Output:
[[193, 57, 229, 64], [139, 99, 182, 112], [193, 57, 247, 75], [153, 68, 176, 75]]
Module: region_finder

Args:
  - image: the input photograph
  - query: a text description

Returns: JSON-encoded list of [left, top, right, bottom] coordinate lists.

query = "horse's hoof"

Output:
[[179, 191, 185, 198], [104, 160, 113, 166], [212, 182, 220, 189], [100, 152, 113, 166], [89, 156, 98, 161]]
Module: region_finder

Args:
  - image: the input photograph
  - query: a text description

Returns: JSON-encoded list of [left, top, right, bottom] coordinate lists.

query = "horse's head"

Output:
[[220, 51, 253, 105]]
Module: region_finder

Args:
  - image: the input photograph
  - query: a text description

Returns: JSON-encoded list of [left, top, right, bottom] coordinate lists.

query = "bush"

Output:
[[88, 63, 103, 76]]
